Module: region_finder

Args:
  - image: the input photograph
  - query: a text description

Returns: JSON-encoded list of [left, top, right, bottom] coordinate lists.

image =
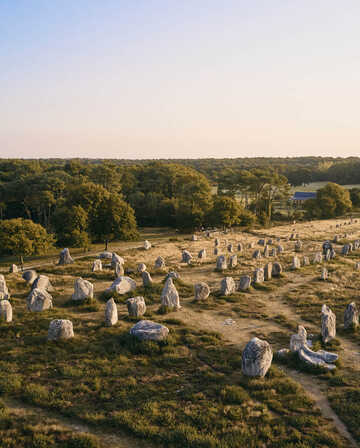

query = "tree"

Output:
[[350, 188, 360, 208], [208, 195, 243, 228], [305, 183, 352, 218], [0, 218, 54, 258], [52, 205, 89, 247]]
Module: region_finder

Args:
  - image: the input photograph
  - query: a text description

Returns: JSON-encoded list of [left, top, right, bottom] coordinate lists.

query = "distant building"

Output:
[[291, 191, 317, 206]]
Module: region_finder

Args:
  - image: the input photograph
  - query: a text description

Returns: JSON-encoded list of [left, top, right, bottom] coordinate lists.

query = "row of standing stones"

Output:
[[1, 227, 360, 377]]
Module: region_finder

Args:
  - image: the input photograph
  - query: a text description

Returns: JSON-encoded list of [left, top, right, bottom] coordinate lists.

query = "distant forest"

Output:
[[0, 157, 358, 253]]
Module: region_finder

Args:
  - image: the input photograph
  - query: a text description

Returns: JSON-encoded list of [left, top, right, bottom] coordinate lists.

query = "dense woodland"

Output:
[[0, 157, 359, 256]]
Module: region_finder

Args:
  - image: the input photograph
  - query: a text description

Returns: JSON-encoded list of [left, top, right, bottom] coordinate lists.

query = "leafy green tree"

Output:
[[350, 188, 360, 208], [208, 195, 243, 228], [305, 183, 352, 218], [0, 218, 54, 258], [52, 205, 89, 247]]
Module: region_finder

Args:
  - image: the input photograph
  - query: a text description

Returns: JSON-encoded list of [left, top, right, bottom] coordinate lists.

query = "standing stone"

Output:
[[0, 278, 10, 300], [137, 263, 147, 273], [144, 240, 151, 250], [22, 270, 37, 285], [248, 242, 255, 249], [214, 247, 219, 255], [216, 255, 227, 270], [141, 271, 153, 287], [291, 256, 301, 270], [303, 256, 310, 266], [344, 302, 359, 329], [227, 243, 233, 253], [194, 282, 210, 301], [72, 278, 94, 301], [252, 250, 261, 259], [112, 253, 125, 268], [272, 262, 283, 277], [27, 288, 53, 312], [105, 298, 118, 326], [155, 256, 166, 269], [290, 325, 307, 352], [322, 241, 333, 254], [9, 264, 18, 273], [333, 235, 339, 243], [237, 243, 243, 252], [295, 240, 302, 252], [191, 234, 197, 241], [99, 251, 113, 259], [324, 249, 331, 262], [181, 250, 192, 264], [342, 244, 351, 256], [270, 248, 277, 257], [198, 249, 206, 259], [253, 268, 264, 284], [321, 305, 336, 343], [239, 275, 251, 291], [220, 277, 236, 296], [107, 276, 136, 295], [258, 239, 265, 246], [161, 278, 180, 310], [126, 296, 146, 317], [329, 249, 336, 259], [31, 275, 53, 292], [277, 245, 284, 253], [354, 240, 360, 250], [92, 259, 102, 272], [166, 271, 180, 280], [264, 263, 272, 281], [229, 254, 238, 268], [320, 267, 328, 281], [58, 248, 74, 265], [0, 300, 12, 322], [313, 252, 323, 264], [115, 262, 124, 277], [242, 337, 273, 377], [48, 319, 74, 340], [355, 262, 360, 271], [130, 320, 169, 341], [267, 239, 273, 245], [215, 238, 220, 246], [263, 245, 269, 257]]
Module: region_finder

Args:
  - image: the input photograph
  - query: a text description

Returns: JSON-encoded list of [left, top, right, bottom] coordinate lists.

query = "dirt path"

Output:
[[4, 397, 155, 448]]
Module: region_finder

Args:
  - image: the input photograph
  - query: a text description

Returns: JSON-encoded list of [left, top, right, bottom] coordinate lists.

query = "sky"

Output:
[[1, 0, 360, 159]]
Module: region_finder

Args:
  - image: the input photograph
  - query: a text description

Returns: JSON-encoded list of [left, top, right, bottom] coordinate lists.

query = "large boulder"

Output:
[[105, 298, 118, 326], [107, 276, 136, 295], [242, 337, 273, 377], [220, 277, 236, 296], [155, 256, 166, 269], [126, 296, 146, 317], [194, 282, 210, 301], [239, 275, 251, 291], [321, 304, 336, 343], [72, 278, 94, 301], [344, 302, 359, 329], [216, 255, 227, 270], [160, 278, 180, 310], [31, 275, 53, 292], [0, 300, 12, 322], [130, 320, 169, 341], [298, 344, 338, 370], [22, 270, 37, 285], [141, 271, 153, 287], [27, 288, 53, 312], [48, 319, 74, 341], [58, 248, 74, 265], [92, 259, 102, 272]]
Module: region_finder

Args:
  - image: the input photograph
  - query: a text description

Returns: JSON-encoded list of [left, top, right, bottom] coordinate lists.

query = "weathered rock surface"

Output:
[[27, 288, 53, 312], [0, 278, 10, 300], [321, 304, 336, 343], [194, 282, 210, 300], [198, 249, 206, 259], [216, 255, 227, 270], [48, 319, 74, 340], [115, 262, 124, 277], [290, 326, 307, 352], [22, 270, 37, 285], [295, 240, 302, 252], [31, 275, 53, 292], [227, 243, 233, 253], [252, 249, 261, 259], [161, 278, 180, 310], [182, 250, 192, 264], [303, 256, 310, 266], [298, 345, 338, 370], [0, 300, 12, 322], [72, 278, 94, 301], [313, 252, 323, 264], [239, 275, 251, 291], [229, 254, 237, 268], [272, 262, 283, 277], [253, 268, 264, 284], [99, 251, 113, 259], [144, 240, 152, 250], [112, 253, 125, 268], [166, 271, 180, 280], [105, 298, 118, 326], [127, 296, 146, 317], [291, 256, 301, 270], [58, 248, 74, 265], [107, 276, 136, 295], [320, 267, 328, 280], [141, 271, 153, 287], [137, 263, 147, 273], [155, 256, 166, 269], [9, 264, 18, 273], [264, 263, 272, 281], [242, 337, 273, 377], [344, 302, 359, 329], [220, 277, 236, 296], [191, 234, 197, 241], [92, 259, 102, 272], [130, 320, 169, 341]]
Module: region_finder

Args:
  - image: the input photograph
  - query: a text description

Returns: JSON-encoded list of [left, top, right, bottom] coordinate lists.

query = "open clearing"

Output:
[[2, 218, 360, 447]]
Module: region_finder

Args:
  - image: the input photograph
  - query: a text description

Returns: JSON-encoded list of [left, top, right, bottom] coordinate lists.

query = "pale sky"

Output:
[[1, 1, 359, 159]]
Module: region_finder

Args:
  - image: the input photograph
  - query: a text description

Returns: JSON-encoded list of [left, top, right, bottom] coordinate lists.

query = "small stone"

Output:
[[155, 256, 166, 269], [344, 302, 359, 329], [112, 253, 125, 268], [227, 243, 233, 253], [48, 319, 74, 340], [191, 234, 197, 241], [214, 247, 219, 255], [99, 251, 113, 259], [31, 275, 53, 292], [263, 245, 270, 257], [126, 296, 146, 317], [258, 239, 265, 246], [295, 240, 302, 252], [115, 262, 124, 277], [303, 256, 310, 266], [237, 243, 243, 252], [290, 326, 307, 352], [242, 337, 273, 377], [141, 271, 153, 287], [229, 254, 238, 268], [92, 259, 102, 272], [166, 271, 180, 280], [137, 263, 147, 273], [313, 252, 323, 264], [198, 249, 206, 259], [144, 240, 152, 250], [105, 298, 118, 326], [215, 238, 220, 246], [320, 267, 328, 281], [0, 278, 10, 300], [0, 300, 12, 322], [194, 282, 210, 300], [130, 320, 169, 341]]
